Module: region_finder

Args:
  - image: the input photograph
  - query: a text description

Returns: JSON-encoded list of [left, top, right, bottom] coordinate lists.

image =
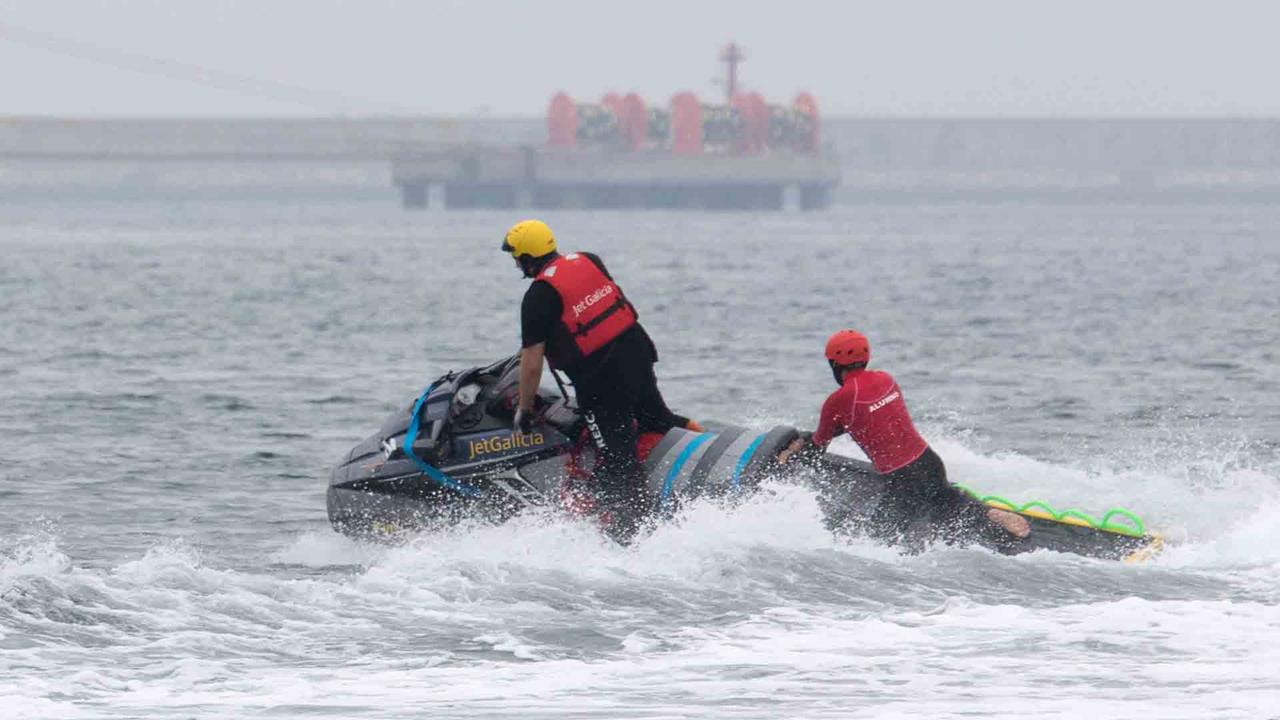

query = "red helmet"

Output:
[[825, 329, 870, 366]]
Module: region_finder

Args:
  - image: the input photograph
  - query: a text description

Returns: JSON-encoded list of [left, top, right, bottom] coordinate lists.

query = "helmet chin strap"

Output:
[[517, 252, 558, 279], [518, 256, 538, 278], [829, 361, 862, 385], [829, 360, 845, 386]]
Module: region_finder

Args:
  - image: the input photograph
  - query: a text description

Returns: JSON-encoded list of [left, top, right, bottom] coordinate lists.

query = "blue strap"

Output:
[[731, 433, 769, 491], [659, 432, 713, 509], [403, 381, 480, 497]]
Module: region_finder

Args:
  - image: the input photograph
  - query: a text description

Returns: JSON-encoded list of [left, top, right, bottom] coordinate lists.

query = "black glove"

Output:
[[514, 406, 535, 434]]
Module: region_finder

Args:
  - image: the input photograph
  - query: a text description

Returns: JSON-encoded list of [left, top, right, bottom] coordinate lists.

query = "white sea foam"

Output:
[[4, 434, 1278, 719]]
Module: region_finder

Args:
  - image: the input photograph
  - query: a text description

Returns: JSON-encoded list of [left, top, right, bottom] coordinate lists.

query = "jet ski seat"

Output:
[[475, 354, 580, 434]]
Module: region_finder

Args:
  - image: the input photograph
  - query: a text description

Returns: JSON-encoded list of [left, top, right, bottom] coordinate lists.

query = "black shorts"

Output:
[[570, 328, 683, 528]]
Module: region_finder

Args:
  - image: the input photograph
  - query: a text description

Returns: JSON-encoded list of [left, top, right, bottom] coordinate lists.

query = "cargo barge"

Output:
[[391, 43, 842, 210]]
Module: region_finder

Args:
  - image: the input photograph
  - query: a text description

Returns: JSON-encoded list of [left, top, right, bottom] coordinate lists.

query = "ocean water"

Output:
[[2, 199, 1279, 718]]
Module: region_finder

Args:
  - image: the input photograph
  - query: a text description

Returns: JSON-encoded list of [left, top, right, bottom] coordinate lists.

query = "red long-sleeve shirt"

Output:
[[812, 369, 928, 473]]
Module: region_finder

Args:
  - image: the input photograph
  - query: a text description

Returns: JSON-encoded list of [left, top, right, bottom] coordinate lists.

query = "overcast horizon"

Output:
[[3, 0, 1279, 118]]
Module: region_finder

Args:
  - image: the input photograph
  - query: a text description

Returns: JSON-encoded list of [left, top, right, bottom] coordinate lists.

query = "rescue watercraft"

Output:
[[327, 355, 1161, 561]]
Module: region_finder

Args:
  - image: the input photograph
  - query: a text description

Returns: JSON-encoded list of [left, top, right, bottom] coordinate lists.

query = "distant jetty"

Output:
[[4, 116, 1280, 204]]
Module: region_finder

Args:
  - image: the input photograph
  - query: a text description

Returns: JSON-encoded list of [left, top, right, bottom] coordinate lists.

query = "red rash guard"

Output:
[[811, 369, 928, 473]]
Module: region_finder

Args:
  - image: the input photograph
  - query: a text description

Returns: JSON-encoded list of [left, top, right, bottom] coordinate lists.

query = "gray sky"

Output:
[[1, 0, 1277, 117]]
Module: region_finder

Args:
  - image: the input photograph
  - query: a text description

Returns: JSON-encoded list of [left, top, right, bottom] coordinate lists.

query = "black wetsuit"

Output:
[[521, 253, 686, 538], [810, 448, 1020, 554], [873, 449, 991, 546]]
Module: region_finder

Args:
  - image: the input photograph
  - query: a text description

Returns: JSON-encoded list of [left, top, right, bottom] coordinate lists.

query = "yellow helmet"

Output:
[[501, 219, 557, 259]]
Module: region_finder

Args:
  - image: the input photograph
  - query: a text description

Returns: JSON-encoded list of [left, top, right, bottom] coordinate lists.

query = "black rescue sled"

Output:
[[327, 356, 1161, 561]]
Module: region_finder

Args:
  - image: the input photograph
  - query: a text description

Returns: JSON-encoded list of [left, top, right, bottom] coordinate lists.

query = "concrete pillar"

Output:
[[559, 189, 586, 210], [515, 187, 534, 209], [782, 184, 802, 212], [801, 185, 831, 210], [427, 183, 446, 210], [401, 183, 427, 209]]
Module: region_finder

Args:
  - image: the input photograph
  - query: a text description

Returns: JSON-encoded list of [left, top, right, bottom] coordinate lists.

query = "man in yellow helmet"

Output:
[[501, 219, 700, 541]]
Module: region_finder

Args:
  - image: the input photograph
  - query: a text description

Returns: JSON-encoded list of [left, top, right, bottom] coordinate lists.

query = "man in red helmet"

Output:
[[781, 329, 1029, 549]]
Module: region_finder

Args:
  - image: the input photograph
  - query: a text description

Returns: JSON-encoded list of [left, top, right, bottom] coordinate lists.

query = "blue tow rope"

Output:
[[403, 380, 480, 497], [659, 432, 713, 509], [730, 433, 769, 491]]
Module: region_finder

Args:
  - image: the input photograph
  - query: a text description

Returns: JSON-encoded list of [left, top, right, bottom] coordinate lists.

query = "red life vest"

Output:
[[536, 253, 637, 368]]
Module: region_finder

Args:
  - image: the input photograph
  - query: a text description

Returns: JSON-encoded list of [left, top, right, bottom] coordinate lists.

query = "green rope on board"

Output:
[[953, 485, 1147, 538]]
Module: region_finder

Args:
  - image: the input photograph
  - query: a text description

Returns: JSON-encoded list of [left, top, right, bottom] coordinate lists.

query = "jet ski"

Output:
[[327, 355, 1162, 561], [326, 355, 799, 534]]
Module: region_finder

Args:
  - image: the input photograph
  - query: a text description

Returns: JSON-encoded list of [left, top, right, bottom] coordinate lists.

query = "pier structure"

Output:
[[390, 144, 841, 211], [8, 117, 1280, 204]]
